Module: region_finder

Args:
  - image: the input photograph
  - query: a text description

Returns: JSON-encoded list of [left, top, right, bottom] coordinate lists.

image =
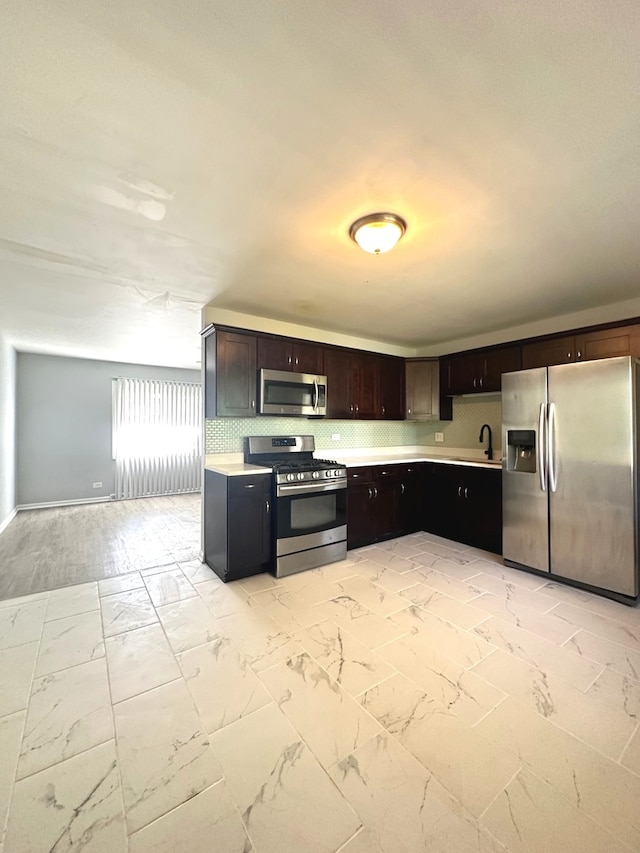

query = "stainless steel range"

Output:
[[245, 435, 347, 578]]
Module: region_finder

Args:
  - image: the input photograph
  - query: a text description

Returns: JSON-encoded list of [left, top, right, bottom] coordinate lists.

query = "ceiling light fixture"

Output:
[[349, 212, 407, 255]]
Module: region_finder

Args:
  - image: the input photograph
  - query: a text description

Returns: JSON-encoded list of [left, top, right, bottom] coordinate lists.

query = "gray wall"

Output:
[[16, 353, 200, 506], [0, 335, 16, 526]]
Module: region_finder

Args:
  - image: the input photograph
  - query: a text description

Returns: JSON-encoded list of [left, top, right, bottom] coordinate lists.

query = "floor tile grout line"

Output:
[[0, 604, 43, 846], [97, 584, 130, 848], [616, 719, 640, 765], [579, 663, 608, 695], [561, 624, 640, 660], [476, 683, 638, 768], [481, 754, 640, 852], [476, 765, 522, 822]]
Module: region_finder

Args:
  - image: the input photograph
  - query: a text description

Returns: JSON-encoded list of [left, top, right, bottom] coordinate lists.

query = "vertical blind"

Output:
[[112, 378, 202, 500]]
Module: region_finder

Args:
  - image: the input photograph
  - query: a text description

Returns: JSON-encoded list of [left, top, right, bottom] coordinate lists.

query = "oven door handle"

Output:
[[277, 480, 346, 496]]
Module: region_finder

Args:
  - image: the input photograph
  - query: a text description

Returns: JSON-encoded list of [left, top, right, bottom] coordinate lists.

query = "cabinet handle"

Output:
[[479, 376, 483, 388], [355, 405, 359, 413], [577, 350, 581, 359], [382, 406, 385, 415], [567, 352, 571, 359], [251, 399, 255, 409], [464, 487, 468, 499], [473, 378, 477, 388], [350, 404, 354, 413], [368, 487, 373, 499], [458, 486, 462, 497], [374, 486, 378, 498], [244, 484, 256, 489], [407, 407, 411, 414], [265, 500, 270, 513], [288, 355, 292, 364], [295, 357, 299, 365], [401, 483, 405, 494]]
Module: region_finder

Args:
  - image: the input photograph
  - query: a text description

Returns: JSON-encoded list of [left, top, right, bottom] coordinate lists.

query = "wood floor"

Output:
[[0, 494, 201, 601]]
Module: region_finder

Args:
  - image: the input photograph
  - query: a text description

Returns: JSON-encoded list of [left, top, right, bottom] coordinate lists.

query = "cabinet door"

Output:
[[347, 479, 374, 549], [483, 346, 522, 392], [464, 468, 502, 554], [215, 331, 257, 417], [405, 360, 439, 420], [257, 336, 291, 372], [377, 356, 405, 420], [325, 348, 353, 418], [443, 353, 481, 395], [228, 490, 271, 574], [398, 465, 422, 534], [353, 353, 378, 419], [427, 464, 464, 540], [372, 475, 401, 539], [204, 333, 217, 419], [521, 336, 575, 369], [574, 325, 640, 362], [292, 342, 324, 374]]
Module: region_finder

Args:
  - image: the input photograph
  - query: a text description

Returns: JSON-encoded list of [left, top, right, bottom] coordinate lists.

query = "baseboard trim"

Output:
[[0, 508, 17, 536], [17, 497, 113, 511]]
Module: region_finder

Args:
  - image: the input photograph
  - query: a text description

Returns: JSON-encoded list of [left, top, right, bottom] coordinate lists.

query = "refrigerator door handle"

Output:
[[548, 402, 558, 493], [538, 403, 547, 492]]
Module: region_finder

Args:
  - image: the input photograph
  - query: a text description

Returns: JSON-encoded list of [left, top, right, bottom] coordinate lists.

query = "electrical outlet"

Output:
[[331, 433, 340, 441], [434, 432, 444, 443], [92, 482, 103, 488]]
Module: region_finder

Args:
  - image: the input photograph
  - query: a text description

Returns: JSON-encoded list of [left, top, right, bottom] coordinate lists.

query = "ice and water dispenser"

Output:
[[506, 430, 537, 473]]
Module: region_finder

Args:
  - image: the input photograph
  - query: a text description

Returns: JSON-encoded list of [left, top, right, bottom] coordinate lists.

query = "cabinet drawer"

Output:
[[347, 467, 372, 482], [373, 465, 402, 478], [228, 475, 271, 497]]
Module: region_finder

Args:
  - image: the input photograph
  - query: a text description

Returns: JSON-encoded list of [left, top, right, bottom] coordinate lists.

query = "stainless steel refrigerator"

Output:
[[502, 356, 639, 602]]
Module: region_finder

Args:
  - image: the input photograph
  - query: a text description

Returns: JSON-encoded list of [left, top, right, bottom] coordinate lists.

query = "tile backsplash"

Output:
[[205, 417, 419, 454], [205, 396, 502, 454], [418, 396, 502, 451]]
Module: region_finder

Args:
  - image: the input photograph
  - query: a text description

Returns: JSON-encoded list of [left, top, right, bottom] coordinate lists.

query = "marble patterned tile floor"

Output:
[[1, 533, 640, 852]]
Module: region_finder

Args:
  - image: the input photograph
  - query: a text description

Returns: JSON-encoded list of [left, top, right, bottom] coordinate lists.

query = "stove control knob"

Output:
[[312, 471, 320, 479], [297, 472, 304, 480], [333, 469, 341, 478], [287, 473, 295, 482]]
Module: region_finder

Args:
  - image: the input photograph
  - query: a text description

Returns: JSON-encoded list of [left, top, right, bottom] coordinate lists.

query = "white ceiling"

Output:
[[1, 0, 639, 368]]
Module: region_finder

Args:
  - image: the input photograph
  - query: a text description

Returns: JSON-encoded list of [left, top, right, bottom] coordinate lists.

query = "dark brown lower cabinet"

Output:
[[424, 463, 502, 554], [204, 470, 272, 581], [347, 463, 424, 549]]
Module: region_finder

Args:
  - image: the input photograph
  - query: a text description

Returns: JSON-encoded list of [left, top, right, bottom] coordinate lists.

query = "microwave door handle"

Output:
[[313, 379, 319, 413]]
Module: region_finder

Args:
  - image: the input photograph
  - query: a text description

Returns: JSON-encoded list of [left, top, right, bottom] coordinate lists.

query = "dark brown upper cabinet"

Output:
[[376, 355, 405, 420], [204, 328, 257, 418], [522, 324, 640, 369], [325, 348, 403, 420], [256, 335, 324, 375], [442, 345, 521, 395]]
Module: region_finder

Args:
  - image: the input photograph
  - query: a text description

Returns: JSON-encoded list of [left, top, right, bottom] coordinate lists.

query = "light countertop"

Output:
[[205, 447, 502, 476]]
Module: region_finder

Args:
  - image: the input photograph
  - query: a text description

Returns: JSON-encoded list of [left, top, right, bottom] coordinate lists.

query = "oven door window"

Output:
[[277, 489, 347, 539]]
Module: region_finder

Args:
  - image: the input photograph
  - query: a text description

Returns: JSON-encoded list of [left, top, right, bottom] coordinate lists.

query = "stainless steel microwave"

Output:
[[259, 369, 327, 416]]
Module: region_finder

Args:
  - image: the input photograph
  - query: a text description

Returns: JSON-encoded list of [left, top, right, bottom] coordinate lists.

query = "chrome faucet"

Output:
[[479, 424, 493, 460]]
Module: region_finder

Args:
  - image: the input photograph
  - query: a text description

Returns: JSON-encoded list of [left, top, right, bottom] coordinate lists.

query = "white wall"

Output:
[[0, 334, 16, 530]]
